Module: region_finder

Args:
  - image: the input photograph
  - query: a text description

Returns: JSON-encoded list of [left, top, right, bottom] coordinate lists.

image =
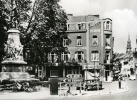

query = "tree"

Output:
[[24, 0, 71, 65], [0, 0, 70, 65], [0, 0, 8, 70], [0, 0, 33, 67]]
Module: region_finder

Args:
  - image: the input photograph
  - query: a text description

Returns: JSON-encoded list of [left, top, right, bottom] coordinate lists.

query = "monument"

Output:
[[1, 0, 27, 72]]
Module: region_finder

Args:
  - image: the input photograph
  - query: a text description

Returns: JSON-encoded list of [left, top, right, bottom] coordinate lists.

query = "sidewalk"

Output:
[[0, 80, 129, 99], [81, 80, 129, 96]]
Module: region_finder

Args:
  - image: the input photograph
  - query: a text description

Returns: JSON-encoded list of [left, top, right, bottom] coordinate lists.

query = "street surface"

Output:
[[0, 77, 136, 100], [47, 77, 137, 100]]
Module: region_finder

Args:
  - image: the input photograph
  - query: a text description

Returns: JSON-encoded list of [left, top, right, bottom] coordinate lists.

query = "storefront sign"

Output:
[[65, 74, 83, 86], [82, 65, 100, 70]]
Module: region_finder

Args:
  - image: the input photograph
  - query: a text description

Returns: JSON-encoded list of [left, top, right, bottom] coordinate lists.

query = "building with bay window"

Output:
[[24, 14, 114, 82], [64, 14, 114, 82]]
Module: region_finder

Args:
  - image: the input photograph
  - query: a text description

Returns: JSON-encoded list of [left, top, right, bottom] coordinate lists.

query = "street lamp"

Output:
[[94, 60, 95, 81], [84, 60, 88, 91]]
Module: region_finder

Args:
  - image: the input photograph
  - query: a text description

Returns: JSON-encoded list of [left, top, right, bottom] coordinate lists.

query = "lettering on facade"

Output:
[[83, 65, 99, 70]]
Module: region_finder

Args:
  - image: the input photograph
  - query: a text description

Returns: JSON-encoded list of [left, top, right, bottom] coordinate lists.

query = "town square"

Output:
[[0, 0, 137, 100]]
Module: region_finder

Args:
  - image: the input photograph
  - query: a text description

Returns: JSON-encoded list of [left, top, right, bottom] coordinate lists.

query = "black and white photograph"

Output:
[[0, 0, 137, 100]]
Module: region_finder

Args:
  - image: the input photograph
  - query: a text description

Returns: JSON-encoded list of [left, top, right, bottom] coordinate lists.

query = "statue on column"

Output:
[[9, 0, 19, 29], [3, 0, 24, 61]]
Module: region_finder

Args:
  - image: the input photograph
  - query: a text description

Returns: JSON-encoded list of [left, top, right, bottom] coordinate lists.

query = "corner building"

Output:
[[66, 14, 114, 82], [28, 14, 114, 82]]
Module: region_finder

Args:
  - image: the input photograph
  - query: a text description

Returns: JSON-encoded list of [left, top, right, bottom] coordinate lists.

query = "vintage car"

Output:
[[0, 72, 41, 92]]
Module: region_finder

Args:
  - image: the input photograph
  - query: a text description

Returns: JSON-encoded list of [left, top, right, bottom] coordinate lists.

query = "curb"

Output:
[[82, 81, 129, 97]]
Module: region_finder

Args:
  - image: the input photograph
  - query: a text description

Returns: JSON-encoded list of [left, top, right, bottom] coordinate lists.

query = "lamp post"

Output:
[[94, 60, 95, 80], [84, 60, 88, 91]]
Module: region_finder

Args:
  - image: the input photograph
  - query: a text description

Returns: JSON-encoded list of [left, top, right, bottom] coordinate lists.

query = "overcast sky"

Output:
[[59, 0, 137, 53]]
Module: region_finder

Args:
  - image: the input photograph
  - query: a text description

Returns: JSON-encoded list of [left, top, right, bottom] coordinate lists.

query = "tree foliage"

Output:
[[0, 0, 8, 63], [24, 0, 70, 64], [0, 0, 32, 64], [0, 0, 70, 65]]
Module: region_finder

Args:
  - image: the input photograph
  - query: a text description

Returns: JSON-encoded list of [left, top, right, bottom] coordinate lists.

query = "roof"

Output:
[[67, 15, 100, 23], [114, 52, 133, 61], [114, 53, 125, 60]]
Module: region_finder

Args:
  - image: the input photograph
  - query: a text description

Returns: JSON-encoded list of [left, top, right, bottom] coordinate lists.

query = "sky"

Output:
[[59, 0, 137, 53]]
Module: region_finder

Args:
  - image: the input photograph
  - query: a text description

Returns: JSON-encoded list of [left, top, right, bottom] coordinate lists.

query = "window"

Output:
[[106, 35, 110, 46], [25, 50, 31, 59], [81, 23, 86, 29], [78, 24, 81, 30], [73, 69, 77, 74], [51, 70, 58, 76], [61, 52, 70, 61], [67, 24, 69, 30], [69, 24, 76, 30], [67, 70, 71, 74], [48, 52, 57, 62], [104, 21, 111, 30], [106, 21, 110, 29], [77, 36, 82, 46], [105, 53, 110, 64], [91, 51, 99, 61], [75, 51, 84, 62], [92, 35, 98, 45], [63, 38, 68, 47]]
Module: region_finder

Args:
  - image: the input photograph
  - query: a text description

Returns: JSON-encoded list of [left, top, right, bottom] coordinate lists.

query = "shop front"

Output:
[[45, 65, 83, 81], [82, 64, 101, 80]]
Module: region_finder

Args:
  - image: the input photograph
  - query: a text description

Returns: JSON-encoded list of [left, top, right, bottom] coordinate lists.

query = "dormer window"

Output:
[[77, 36, 82, 46], [78, 24, 81, 30]]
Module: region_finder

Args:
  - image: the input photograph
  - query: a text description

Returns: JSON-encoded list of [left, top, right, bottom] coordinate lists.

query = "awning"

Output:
[[84, 71, 99, 80]]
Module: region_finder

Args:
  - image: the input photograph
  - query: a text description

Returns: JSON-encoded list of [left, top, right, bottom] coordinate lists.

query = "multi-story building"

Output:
[[64, 14, 114, 82], [24, 14, 114, 82]]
